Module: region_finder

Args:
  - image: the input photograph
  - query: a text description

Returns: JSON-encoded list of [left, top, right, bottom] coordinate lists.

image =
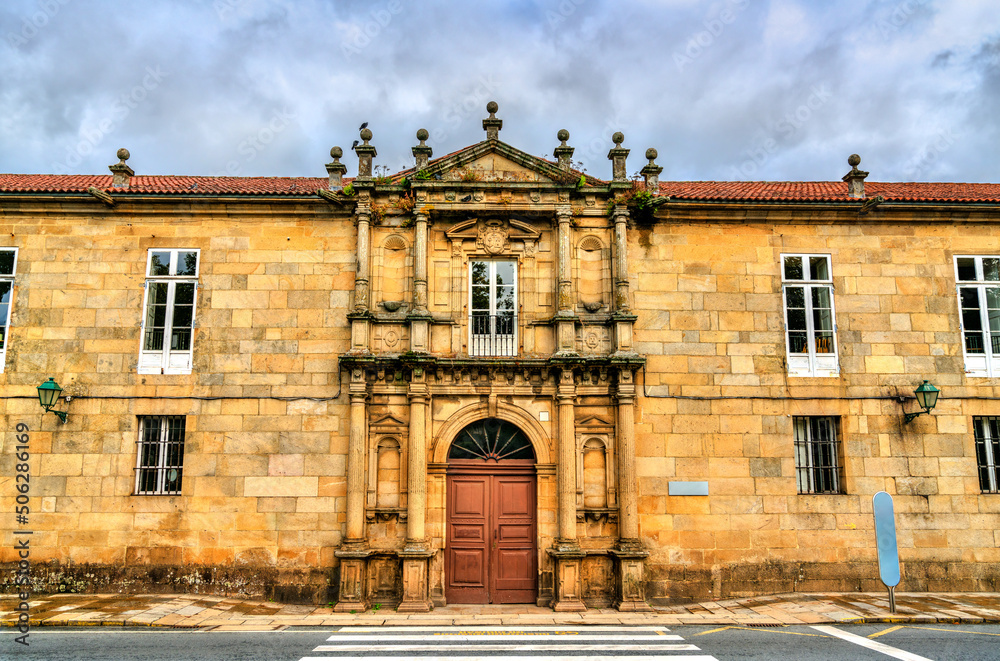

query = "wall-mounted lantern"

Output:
[[903, 380, 940, 423], [37, 378, 68, 423]]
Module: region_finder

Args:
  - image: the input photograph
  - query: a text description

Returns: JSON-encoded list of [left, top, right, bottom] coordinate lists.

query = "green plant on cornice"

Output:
[[415, 169, 433, 180], [369, 202, 388, 225], [395, 192, 416, 217], [498, 192, 514, 208], [342, 183, 356, 196], [576, 175, 586, 189], [606, 188, 657, 223], [373, 165, 393, 185], [459, 167, 483, 182]]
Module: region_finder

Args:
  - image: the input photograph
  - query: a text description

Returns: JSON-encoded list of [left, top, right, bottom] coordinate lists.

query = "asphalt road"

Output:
[[5, 623, 999, 660]]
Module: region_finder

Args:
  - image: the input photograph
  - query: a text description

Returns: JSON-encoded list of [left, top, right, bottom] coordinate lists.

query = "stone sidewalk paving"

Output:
[[1, 592, 998, 630]]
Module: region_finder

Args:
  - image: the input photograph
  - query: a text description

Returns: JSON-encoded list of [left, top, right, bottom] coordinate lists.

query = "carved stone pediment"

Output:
[[445, 217, 542, 245]]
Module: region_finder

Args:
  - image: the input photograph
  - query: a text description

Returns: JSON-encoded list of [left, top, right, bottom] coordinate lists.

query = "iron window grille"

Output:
[[973, 416, 1000, 493], [794, 416, 842, 494], [134, 416, 186, 495]]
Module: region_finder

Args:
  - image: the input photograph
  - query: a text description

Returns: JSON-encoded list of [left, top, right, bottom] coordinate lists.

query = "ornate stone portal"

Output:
[[335, 104, 650, 612]]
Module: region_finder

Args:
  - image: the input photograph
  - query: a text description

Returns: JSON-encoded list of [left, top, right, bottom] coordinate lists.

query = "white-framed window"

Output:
[[0, 248, 18, 373], [469, 259, 517, 356], [782, 254, 838, 377], [973, 417, 1000, 493], [134, 416, 186, 495], [956, 256, 1000, 377], [139, 249, 199, 374], [793, 416, 842, 494]]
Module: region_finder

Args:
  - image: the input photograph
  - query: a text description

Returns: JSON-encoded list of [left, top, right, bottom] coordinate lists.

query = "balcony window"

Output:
[[469, 259, 517, 356]]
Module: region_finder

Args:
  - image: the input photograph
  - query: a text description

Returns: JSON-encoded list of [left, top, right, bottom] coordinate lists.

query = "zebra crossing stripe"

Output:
[[324, 634, 683, 642], [300, 657, 721, 661], [336, 626, 673, 632], [312, 644, 703, 652]]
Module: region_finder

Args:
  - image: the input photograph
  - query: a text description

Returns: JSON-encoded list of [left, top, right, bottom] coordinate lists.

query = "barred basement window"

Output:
[[955, 256, 1000, 377], [973, 417, 1000, 493], [782, 254, 839, 377], [134, 416, 186, 495], [794, 416, 842, 494]]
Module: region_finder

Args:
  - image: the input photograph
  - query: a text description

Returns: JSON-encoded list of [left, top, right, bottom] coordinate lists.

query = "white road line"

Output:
[[300, 657, 720, 661], [336, 626, 671, 632], [811, 626, 935, 661], [313, 644, 702, 652], [325, 634, 683, 641]]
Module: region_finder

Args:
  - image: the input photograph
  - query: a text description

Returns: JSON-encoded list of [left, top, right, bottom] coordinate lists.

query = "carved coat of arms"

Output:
[[477, 219, 509, 255]]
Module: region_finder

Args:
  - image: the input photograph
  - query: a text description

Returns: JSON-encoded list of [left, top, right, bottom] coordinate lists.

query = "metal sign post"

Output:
[[872, 491, 900, 613]]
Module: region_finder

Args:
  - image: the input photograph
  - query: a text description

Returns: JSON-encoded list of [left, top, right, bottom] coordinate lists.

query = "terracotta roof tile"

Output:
[[0, 174, 337, 195], [1, 173, 999, 203], [657, 181, 1000, 203]]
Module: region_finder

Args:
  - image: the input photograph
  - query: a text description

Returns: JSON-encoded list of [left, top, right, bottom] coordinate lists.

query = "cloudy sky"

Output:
[[1, 0, 998, 183]]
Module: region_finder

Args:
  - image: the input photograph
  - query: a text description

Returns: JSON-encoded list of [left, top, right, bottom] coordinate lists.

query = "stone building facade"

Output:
[[1, 104, 999, 608]]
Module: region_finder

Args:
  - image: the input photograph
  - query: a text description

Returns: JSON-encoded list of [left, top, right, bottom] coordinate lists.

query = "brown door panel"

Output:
[[446, 469, 536, 605]]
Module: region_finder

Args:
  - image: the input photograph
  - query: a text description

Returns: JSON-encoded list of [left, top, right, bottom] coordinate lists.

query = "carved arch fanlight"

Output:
[[449, 418, 535, 461]]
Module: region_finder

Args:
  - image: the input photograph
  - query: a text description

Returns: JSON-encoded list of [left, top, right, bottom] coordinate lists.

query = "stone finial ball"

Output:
[[848, 153, 861, 167], [117, 148, 130, 161], [486, 101, 499, 114], [416, 128, 429, 141], [360, 127, 373, 141], [330, 146, 343, 159], [612, 132, 624, 146], [646, 148, 658, 161], [557, 128, 570, 142]]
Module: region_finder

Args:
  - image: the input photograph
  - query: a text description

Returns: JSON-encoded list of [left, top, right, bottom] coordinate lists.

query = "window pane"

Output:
[[787, 308, 806, 331], [809, 256, 829, 281], [496, 286, 515, 311], [471, 286, 489, 311], [985, 258, 1000, 282], [176, 251, 198, 276], [0, 282, 10, 350], [0, 250, 14, 275], [961, 288, 983, 331], [150, 252, 171, 276], [811, 286, 830, 310], [785, 286, 805, 309], [144, 283, 169, 351], [174, 283, 195, 306], [783, 256, 803, 280], [494, 261, 515, 286], [957, 257, 977, 281], [471, 261, 488, 285]]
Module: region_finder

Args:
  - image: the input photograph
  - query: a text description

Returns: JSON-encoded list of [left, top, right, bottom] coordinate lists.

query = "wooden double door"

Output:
[[445, 463, 537, 604]]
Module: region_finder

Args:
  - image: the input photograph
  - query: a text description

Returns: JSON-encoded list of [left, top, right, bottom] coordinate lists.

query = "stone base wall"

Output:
[[645, 559, 1000, 606], [0, 560, 335, 605]]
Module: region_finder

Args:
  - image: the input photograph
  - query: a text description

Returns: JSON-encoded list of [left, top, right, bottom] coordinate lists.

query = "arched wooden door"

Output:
[[445, 418, 537, 604]]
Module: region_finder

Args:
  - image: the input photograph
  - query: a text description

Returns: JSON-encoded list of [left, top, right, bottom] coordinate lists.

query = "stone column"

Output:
[[398, 369, 433, 611], [413, 212, 429, 314], [334, 369, 371, 612], [409, 211, 431, 353], [548, 368, 586, 611], [354, 210, 371, 314], [611, 205, 637, 357], [612, 206, 630, 314], [555, 206, 576, 354], [612, 368, 651, 611]]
